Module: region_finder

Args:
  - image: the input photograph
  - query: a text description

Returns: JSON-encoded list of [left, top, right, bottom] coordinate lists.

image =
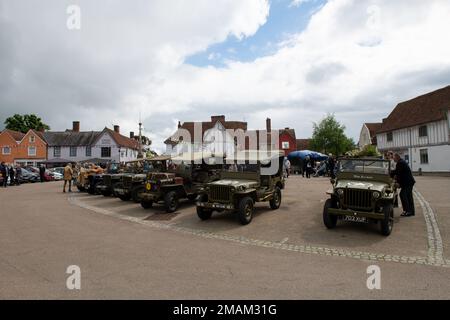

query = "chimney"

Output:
[[211, 115, 225, 123], [72, 121, 80, 132], [266, 118, 271, 132], [114, 125, 120, 133], [178, 121, 181, 128], [130, 131, 134, 139]]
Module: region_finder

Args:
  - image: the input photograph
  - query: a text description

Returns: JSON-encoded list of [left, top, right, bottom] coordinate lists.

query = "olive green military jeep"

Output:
[[140, 153, 222, 213], [114, 157, 170, 203], [323, 158, 397, 236], [196, 151, 285, 225]]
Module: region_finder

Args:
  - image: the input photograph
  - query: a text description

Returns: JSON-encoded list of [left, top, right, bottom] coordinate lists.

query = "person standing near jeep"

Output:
[[63, 163, 73, 193], [0, 162, 7, 187], [391, 153, 415, 217], [39, 164, 46, 183]]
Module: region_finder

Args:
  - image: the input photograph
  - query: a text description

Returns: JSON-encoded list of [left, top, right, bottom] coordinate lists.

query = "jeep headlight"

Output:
[[373, 191, 381, 199], [336, 189, 344, 196], [236, 186, 245, 192]]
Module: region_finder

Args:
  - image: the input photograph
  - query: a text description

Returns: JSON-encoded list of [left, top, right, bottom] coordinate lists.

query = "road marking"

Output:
[[414, 189, 445, 265], [68, 194, 449, 268]]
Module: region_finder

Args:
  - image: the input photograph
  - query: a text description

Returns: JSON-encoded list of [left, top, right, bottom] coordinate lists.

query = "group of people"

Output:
[[385, 151, 416, 217], [299, 155, 336, 179], [0, 162, 21, 187]]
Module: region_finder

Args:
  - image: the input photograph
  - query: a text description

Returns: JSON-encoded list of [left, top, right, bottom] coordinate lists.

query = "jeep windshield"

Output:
[[337, 159, 390, 175]]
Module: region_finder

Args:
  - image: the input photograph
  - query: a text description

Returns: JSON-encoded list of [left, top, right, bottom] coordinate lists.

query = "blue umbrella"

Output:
[[288, 150, 329, 161]]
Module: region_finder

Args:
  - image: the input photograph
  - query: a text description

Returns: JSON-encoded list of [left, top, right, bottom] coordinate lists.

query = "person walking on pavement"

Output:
[[391, 153, 415, 217], [8, 164, 15, 186], [305, 156, 312, 179], [39, 164, 46, 182], [328, 154, 336, 179], [15, 165, 22, 185], [0, 162, 8, 187], [63, 163, 73, 193]]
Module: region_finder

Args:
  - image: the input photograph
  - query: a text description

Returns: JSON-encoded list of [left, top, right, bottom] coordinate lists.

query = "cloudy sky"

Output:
[[1, 0, 450, 152]]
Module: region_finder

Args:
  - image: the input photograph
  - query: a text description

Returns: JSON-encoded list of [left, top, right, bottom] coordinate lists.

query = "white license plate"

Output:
[[213, 203, 226, 209], [343, 215, 368, 223]]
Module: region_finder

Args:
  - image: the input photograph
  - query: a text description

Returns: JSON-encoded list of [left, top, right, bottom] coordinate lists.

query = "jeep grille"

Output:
[[342, 189, 373, 211], [123, 176, 133, 188], [103, 175, 111, 186], [209, 185, 231, 202]]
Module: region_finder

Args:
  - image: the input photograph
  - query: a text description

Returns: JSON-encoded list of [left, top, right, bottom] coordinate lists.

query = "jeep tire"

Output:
[[119, 194, 131, 201], [269, 187, 282, 210], [197, 206, 212, 220], [164, 191, 179, 213], [380, 203, 394, 236], [141, 200, 153, 209], [237, 197, 254, 225], [131, 185, 145, 203], [323, 198, 338, 229]]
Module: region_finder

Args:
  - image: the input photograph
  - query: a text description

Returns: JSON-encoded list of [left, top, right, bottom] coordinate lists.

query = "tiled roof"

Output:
[[165, 118, 247, 144], [43, 131, 101, 146], [364, 123, 382, 145], [2, 129, 25, 141], [378, 85, 450, 133], [279, 128, 296, 140], [104, 128, 139, 150]]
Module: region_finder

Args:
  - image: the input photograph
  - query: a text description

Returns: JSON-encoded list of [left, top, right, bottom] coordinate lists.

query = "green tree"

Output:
[[4, 114, 50, 133], [309, 114, 355, 156]]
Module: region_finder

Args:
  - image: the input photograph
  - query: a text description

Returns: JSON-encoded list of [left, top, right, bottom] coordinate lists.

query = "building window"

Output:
[[282, 141, 290, 150], [2, 146, 11, 155], [28, 146, 36, 156], [386, 132, 393, 142], [101, 147, 111, 158], [29, 135, 35, 143], [420, 149, 429, 164], [86, 146, 92, 157], [70, 147, 77, 157], [419, 125, 428, 137], [53, 146, 61, 158]]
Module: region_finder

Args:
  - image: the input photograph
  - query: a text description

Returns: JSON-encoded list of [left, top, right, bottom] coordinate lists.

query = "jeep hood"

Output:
[[210, 179, 258, 188], [336, 180, 386, 192]]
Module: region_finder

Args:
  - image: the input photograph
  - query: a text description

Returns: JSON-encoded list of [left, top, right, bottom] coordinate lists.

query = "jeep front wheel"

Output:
[[119, 194, 131, 201], [380, 203, 394, 236], [164, 191, 179, 213], [141, 200, 153, 209], [323, 198, 338, 229], [197, 206, 212, 220], [269, 187, 282, 210], [237, 197, 254, 225], [131, 186, 145, 203]]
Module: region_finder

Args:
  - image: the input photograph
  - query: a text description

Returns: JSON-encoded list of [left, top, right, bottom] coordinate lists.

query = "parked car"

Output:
[[48, 171, 63, 181], [322, 158, 397, 236], [196, 151, 285, 225], [19, 168, 40, 183]]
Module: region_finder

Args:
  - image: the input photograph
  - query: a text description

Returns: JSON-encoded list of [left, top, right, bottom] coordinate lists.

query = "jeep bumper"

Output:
[[197, 202, 234, 210], [114, 188, 130, 196], [140, 193, 160, 202], [328, 208, 385, 220]]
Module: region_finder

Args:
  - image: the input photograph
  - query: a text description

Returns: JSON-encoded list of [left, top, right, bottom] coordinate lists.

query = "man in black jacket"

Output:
[[0, 162, 7, 187], [391, 153, 416, 217]]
